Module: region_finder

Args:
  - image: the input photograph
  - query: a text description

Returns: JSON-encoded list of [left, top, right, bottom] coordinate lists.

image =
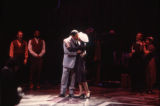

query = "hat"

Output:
[[78, 32, 89, 43], [70, 30, 79, 36]]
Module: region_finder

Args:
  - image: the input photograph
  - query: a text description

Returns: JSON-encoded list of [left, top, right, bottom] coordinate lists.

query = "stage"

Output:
[[17, 86, 159, 106]]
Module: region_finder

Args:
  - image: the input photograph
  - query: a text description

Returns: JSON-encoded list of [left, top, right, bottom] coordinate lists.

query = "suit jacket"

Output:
[[63, 36, 77, 69]]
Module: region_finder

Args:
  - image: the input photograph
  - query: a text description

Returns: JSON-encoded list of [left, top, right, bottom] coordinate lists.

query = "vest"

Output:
[[31, 38, 43, 54], [13, 40, 26, 58]]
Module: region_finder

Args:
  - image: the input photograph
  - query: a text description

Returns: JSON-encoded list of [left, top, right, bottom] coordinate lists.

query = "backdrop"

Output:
[[1, 0, 160, 83]]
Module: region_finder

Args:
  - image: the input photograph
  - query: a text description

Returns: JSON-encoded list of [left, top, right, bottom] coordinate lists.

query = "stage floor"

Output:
[[17, 86, 159, 106]]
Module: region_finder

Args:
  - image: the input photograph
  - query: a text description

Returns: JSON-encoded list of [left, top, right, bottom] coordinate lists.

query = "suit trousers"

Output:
[[60, 67, 75, 95], [30, 57, 43, 86]]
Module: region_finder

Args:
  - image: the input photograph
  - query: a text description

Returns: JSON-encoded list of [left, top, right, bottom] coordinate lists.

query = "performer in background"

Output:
[[75, 32, 91, 99], [144, 37, 156, 94], [85, 27, 100, 84], [129, 32, 146, 92], [0, 59, 22, 106], [9, 30, 28, 86], [28, 30, 46, 89], [59, 30, 80, 98]]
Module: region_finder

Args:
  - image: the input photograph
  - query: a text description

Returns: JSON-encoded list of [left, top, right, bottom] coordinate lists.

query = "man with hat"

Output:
[[59, 30, 80, 97]]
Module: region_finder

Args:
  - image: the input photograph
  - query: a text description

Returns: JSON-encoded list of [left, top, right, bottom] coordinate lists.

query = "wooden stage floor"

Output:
[[17, 86, 160, 106]]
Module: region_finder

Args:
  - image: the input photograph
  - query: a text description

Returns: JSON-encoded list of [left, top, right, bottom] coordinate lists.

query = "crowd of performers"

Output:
[[0, 28, 159, 105], [0, 30, 46, 105], [59, 29, 158, 98], [86, 29, 158, 94], [9, 30, 46, 89], [129, 33, 157, 93]]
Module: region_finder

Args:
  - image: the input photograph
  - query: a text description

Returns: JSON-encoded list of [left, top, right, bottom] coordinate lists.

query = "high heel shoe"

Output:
[[79, 94, 86, 99], [86, 91, 91, 99], [75, 93, 85, 99]]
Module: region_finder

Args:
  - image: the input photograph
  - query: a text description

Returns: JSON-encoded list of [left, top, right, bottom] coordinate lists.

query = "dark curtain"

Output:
[[0, 0, 160, 82]]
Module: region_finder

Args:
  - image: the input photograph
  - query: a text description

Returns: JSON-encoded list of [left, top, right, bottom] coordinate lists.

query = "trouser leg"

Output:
[[60, 67, 70, 95], [69, 70, 75, 95], [35, 59, 42, 86], [30, 59, 36, 85]]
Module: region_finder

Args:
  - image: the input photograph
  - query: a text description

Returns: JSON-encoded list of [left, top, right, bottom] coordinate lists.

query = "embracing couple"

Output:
[[59, 30, 90, 99]]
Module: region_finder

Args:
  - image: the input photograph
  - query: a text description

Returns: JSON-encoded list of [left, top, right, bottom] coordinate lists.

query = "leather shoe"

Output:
[[59, 94, 65, 97], [68, 94, 75, 98]]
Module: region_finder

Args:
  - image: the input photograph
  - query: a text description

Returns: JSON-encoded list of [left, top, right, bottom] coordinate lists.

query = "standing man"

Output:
[[59, 30, 80, 97], [129, 32, 146, 92], [9, 30, 28, 86], [28, 30, 46, 89]]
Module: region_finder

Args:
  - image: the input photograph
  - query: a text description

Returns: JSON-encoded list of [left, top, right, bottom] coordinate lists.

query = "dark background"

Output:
[[0, 0, 160, 84]]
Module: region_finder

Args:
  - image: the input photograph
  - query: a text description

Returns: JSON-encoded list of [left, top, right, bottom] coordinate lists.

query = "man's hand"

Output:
[[24, 59, 27, 64], [10, 56, 14, 59], [77, 50, 82, 54], [80, 51, 86, 57], [37, 55, 41, 58]]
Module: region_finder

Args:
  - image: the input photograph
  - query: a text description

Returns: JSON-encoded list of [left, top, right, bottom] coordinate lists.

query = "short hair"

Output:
[[17, 30, 23, 34], [34, 30, 40, 34], [17, 30, 23, 32], [70, 30, 78, 36]]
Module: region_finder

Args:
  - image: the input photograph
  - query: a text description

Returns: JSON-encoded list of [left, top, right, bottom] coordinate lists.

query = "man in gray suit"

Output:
[[59, 30, 80, 97]]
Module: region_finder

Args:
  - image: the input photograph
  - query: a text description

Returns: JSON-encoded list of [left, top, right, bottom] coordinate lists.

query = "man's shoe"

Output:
[[33, 87, 37, 90], [30, 84, 34, 89], [37, 85, 40, 89], [59, 94, 65, 97], [68, 94, 75, 98]]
